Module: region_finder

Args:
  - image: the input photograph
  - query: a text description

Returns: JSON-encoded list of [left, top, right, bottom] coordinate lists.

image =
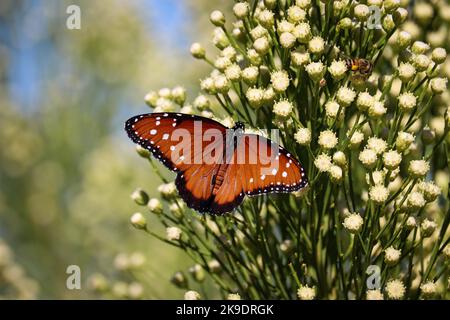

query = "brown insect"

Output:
[[345, 58, 374, 77]]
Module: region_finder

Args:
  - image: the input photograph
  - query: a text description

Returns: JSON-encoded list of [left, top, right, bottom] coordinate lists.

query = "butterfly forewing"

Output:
[[125, 113, 227, 172], [125, 113, 308, 215]]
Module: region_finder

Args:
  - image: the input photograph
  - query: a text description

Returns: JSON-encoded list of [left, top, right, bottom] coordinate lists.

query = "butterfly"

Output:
[[125, 112, 308, 215]]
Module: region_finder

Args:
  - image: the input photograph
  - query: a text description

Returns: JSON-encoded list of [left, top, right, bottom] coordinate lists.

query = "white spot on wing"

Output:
[[150, 129, 157, 135]]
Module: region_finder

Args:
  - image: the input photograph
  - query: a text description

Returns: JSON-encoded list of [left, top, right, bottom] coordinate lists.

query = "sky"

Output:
[[6, 0, 193, 113]]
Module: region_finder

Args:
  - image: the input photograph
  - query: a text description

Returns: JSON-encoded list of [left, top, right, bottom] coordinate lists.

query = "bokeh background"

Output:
[[0, 0, 227, 299]]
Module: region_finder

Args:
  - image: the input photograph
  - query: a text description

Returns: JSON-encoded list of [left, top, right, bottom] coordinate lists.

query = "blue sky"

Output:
[[6, 0, 192, 112]]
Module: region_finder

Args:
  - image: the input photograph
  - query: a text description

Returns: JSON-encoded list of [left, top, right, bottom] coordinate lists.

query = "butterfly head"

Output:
[[233, 121, 245, 131]]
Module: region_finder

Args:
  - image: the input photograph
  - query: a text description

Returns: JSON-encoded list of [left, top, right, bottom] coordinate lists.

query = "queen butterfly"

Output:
[[125, 112, 308, 215]]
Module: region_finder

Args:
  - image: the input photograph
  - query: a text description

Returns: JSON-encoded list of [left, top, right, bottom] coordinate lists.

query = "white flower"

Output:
[[386, 279, 405, 300], [398, 92, 417, 111], [369, 184, 389, 204], [305, 62, 326, 82], [221, 116, 235, 128], [291, 52, 310, 67], [430, 77, 448, 94], [349, 130, 365, 148], [184, 290, 201, 300], [417, 181, 441, 202], [343, 213, 364, 233], [214, 75, 230, 93], [225, 64, 242, 81], [354, 4, 370, 21], [293, 22, 311, 43], [366, 170, 385, 185], [280, 32, 297, 48], [263, 86, 276, 103], [356, 91, 375, 112], [406, 216, 417, 229], [368, 101, 387, 118], [148, 198, 163, 215], [411, 41, 430, 55], [359, 148, 378, 169], [258, 9, 274, 28], [294, 128, 311, 146], [406, 191, 426, 210], [333, 151, 347, 167], [200, 77, 216, 94], [166, 227, 182, 241], [308, 36, 325, 55], [325, 101, 341, 119], [421, 219, 437, 237], [210, 10, 225, 27], [366, 289, 384, 300], [253, 36, 271, 54], [336, 87, 356, 107], [190, 42, 205, 59], [277, 19, 294, 34], [314, 154, 332, 172], [242, 66, 259, 85], [318, 130, 338, 149], [296, 0, 311, 9], [287, 6, 306, 23], [273, 100, 294, 118], [383, 150, 402, 170], [227, 293, 241, 300], [398, 62, 416, 82], [408, 160, 430, 178], [233, 2, 249, 18], [297, 285, 315, 300], [396, 31, 412, 49], [158, 182, 177, 199], [431, 47, 447, 64], [413, 54, 431, 71], [396, 131, 414, 152], [250, 25, 268, 40], [130, 213, 147, 230], [180, 105, 194, 114], [208, 259, 222, 273], [420, 281, 437, 299], [155, 97, 175, 112], [214, 57, 231, 72], [246, 87, 264, 108], [329, 60, 348, 80], [271, 70, 290, 92], [385, 246, 401, 265], [329, 165, 343, 183], [367, 137, 387, 155]]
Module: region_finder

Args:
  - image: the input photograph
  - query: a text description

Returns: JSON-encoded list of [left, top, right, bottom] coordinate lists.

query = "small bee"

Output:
[[345, 58, 374, 77]]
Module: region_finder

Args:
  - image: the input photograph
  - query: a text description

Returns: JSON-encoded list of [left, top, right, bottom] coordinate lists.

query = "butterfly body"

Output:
[[125, 112, 307, 215]]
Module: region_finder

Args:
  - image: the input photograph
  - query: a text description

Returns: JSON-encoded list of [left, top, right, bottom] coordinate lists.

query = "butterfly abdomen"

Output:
[[212, 165, 228, 195]]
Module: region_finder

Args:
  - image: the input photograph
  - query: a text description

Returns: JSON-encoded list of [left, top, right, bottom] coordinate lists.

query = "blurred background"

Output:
[[0, 0, 227, 299]]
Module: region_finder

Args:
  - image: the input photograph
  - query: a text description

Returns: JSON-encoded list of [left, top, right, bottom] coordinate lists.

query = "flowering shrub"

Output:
[[128, 0, 449, 300]]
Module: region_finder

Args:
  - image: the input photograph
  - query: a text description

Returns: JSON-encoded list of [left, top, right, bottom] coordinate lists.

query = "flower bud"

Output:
[[210, 10, 225, 27], [171, 271, 188, 289], [291, 52, 310, 67], [354, 4, 370, 22], [293, 23, 312, 43], [130, 212, 147, 230], [271, 70, 290, 92], [431, 48, 447, 64], [171, 86, 186, 105], [338, 17, 353, 31], [382, 15, 395, 32], [130, 188, 149, 206], [430, 77, 448, 94], [258, 9, 274, 28], [398, 62, 416, 82], [190, 43, 205, 59], [421, 219, 437, 238], [393, 8, 408, 25], [280, 32, 297, 48], [166, 227, 182, 241], [144, 91, 158, 107], [135, 145, 150, 158], [305, 62, 326, 82], [188, 264, 205, 282], [273, 100, 293, 118], [233, 2, 249, 19], [343, 213, 364, 233], [333, 151, 347, 168], [253, 36, 271, 55], [246, 87, 264, 108], [413, 54, 431, 71], [294, 128, 311, 146], [408, 159, 430, 178], [308, 36, 325, 55], [384, 246, 401, 266]]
